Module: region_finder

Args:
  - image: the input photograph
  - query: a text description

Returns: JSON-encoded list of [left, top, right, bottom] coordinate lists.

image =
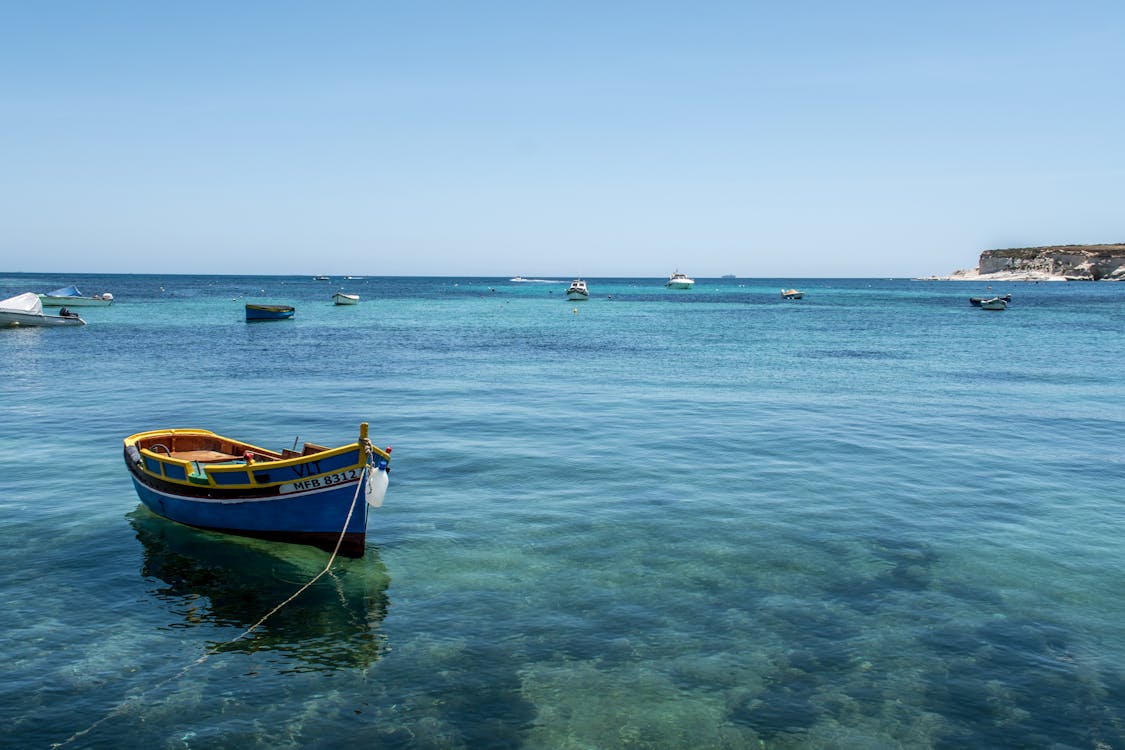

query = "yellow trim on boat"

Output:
[[125, 427, 390, 490]]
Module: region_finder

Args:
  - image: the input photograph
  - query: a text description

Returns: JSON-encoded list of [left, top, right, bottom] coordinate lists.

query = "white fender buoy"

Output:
[[365, 466, 389, 508]]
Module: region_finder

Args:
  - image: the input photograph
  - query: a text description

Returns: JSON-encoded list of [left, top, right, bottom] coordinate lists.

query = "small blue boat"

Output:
[[123, 423, 391, 557], [245, 303, 295, 321]]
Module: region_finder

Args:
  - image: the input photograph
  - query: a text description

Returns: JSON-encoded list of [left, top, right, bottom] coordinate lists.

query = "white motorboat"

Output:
[[665, 271, 694, 289], [332, 292, 360, 305], [979, 297, 1007, 310], [38, 285, 113, 307], [969, 294, 1010, 306], [0, 293, 86, 327], [566, 279, 589, 300], [781, 288, 804, 300]]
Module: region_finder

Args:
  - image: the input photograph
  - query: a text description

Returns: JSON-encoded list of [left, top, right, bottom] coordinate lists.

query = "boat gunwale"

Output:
[[125, 428, 390, 490]]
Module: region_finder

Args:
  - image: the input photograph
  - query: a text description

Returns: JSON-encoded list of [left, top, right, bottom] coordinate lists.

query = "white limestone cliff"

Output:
[[932, 244, 1125, 281]]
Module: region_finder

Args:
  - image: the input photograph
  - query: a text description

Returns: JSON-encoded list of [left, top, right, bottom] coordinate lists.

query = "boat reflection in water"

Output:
[[129, 507, 391, 672]]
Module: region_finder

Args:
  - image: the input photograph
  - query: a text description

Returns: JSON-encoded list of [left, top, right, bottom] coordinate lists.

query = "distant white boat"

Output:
[[781, 288, 804, 300], [0, 292, 86, 327], [566, 279, 589, 301], [979, 297, 1007, 310], [314, 275, 330, 281], [332, 292, 360, 305], [38, 285, 113, 307], [665, 271, 694, 289]]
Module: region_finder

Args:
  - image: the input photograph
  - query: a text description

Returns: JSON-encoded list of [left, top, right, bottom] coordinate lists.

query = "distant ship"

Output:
[[722, 274, 736, 279]]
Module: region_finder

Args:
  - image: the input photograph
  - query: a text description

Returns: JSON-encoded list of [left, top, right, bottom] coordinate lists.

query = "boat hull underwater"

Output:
[[123, 423, 390, 556]]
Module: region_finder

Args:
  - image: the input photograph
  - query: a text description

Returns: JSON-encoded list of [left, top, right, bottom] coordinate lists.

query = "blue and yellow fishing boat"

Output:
[[123, 423, 391, 557]]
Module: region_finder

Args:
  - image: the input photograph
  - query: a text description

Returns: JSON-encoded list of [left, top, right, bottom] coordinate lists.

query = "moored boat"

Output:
[[665, 271, 694, 289], [246, 303, 295, 321], [332, 292, 360, 305], [566, 279, 589, 300], [979, 297, 1007, 310], [0, 292, 86, 327], [38, 285, 113, 306], [969, 294, 1011, 306], [123, 423, 391, 557], [781, 288, 804, 299]]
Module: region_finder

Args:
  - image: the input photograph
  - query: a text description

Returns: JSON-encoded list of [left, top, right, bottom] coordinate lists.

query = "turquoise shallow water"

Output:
[[2, 273, 1124, 749]]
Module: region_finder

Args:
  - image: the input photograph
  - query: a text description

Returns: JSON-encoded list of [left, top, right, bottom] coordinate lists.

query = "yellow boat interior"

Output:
[[130, 428, 322, 464], [124, 427, 387, 489]]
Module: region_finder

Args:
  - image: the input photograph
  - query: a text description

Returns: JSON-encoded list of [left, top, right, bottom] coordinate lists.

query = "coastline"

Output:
[[917, 268, 1071, 282], [920, 243, 1125, 281]]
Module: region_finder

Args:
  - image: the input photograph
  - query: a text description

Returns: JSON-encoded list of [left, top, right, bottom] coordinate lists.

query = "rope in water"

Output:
[[51, 451, 374, 749]]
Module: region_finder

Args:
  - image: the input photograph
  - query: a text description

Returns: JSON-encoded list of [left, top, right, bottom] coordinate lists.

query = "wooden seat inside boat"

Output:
[[169, 449, 244, 463], [282, 443, 328, 458]]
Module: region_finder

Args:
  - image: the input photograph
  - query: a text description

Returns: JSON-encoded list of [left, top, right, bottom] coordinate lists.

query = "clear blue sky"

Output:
[[2, 1, 1122, 277]]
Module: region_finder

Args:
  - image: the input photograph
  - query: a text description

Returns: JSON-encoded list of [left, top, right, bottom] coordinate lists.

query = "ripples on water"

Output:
[[1, 274, 1124, 748]]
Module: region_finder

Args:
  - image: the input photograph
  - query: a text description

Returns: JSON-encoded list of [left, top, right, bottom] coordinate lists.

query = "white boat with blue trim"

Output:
[[38, 285, 113, 306]]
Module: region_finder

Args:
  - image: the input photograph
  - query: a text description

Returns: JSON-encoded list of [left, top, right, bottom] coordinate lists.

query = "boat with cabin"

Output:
[[665, 271, 694, 289], [123, 423, 391, 557], [566, 279, 589, 300], [0, 292, 86, 327], [781, 288, 804, 299]]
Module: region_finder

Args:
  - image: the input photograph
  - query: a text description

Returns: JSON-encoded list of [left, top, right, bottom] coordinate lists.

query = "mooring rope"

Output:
[[52, 454, 374, 749]]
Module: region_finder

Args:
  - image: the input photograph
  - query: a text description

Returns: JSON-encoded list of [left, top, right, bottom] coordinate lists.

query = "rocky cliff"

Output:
[[976, 244, 1125, 280]]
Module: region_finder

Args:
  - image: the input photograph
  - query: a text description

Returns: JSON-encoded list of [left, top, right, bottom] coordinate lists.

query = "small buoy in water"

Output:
[[573, 307, 578, 314]]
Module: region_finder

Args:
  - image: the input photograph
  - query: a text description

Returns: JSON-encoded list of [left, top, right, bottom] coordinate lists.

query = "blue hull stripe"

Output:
[[130, 476, 368, 536]]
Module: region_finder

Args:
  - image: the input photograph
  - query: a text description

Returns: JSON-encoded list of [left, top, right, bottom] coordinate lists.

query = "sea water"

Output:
[[1, 274, 1123, 749]]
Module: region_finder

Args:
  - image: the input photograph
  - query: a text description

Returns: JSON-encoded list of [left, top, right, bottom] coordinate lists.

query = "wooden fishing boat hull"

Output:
[[332, 293, 360, 305], [123, 425, 390, 556], [245, 304, 295, 321]]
